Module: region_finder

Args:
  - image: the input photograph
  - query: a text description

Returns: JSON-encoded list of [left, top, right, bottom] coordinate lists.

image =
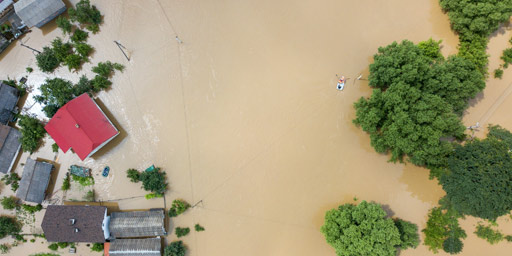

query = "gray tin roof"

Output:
[[0, 124, 20, 174], [14, 0, 65, 28], [109, 238, 161, 256], [0, 0, 13, 13], [0, 82, 19, 125], [109, 210, 166, 238], [16, 158, 53, 203]]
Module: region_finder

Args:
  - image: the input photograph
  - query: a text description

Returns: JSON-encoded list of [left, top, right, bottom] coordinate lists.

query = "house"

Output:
[[42, 205, 108, 243], [0, 0, 14, 20], [45, 93, 120, 161], [13, 0, 65, 28], [106, 238, 161, 256], [0, 82, 19, 125], [0, 124, 20, 174], [109, 209, 166, 238], [16, 158, 52, 204]]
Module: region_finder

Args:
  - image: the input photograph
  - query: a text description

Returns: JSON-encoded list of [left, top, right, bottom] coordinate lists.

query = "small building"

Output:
[[16, 158, 53, 204], [107, 238, 161, 256], [42, 205, 108, 243], [0, 82, 19, 125], [109, 209, 166, 239], [45, 93, 120, 161], [13, 0, 65, 28], [0, 0, 14, 20], [0, 124, 20, 174]]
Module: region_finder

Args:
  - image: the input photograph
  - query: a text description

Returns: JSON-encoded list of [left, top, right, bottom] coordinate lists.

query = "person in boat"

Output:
[[338, 76, 345, 84]]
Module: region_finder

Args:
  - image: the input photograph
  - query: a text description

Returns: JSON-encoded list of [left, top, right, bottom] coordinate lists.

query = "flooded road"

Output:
[[0, 0, 511, 255]]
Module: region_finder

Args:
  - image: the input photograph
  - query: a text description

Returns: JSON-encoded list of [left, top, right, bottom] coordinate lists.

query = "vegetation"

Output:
[[0, 216, 21, 239], [18, 115, 46, 153], [48, 243, 58, 251], [126, 168, 140, 182], [164, 241, 186, 256], [422, 203, 466, 254], [71, 174, 94, 187], [175, 227, 190, 238], [91, 243, 103, 252], [439, 125, 512, 220], [36, 47, 59, 73], [494, 68, 503, 79], [31, 253, 59, 256], [501, 48, 512, 68], [0, 197, 18, 210], [92, 61, 125, 77], [75, 42, 93, 60], [68, 0, 102, 33], [128, 167, 168, 196], [34, 78, 74, 117], [321, 201, 417, 256], [443, 236, 463, 254], [83, 190, 95, 202], [1, 173, 21, 192], [70, 29, 88, 43], [26, 67, 33, 73], [194, 224, 205, 232], [0, 244, 8, 254], [64, 54, 83, 71], [169, 199, 190, 217], [3, 78, 26, 97], [394, 219, 420, 249], [51, 38, 73, 63], [57, 242, 69, 248], [61, 174, 71, 191], [21, 204, 42, 214], [56, 16, 72, 34], [474, 224, 504, 244], [51, 143, 59, 153]]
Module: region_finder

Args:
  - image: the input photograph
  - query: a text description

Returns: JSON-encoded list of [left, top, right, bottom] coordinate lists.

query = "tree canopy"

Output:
[[440, 125, 512, 220], [18, 115, 46, 153], [164, 241, 186, 256], [0, 216, 21, 239], [321, 201, 417, 256]]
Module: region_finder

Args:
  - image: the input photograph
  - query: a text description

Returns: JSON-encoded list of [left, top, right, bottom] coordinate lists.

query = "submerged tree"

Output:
[[164, 241, 186, 256], [18, 115, 46, 153], [0, 216, 21, 239], [35, 47, 60, 73]]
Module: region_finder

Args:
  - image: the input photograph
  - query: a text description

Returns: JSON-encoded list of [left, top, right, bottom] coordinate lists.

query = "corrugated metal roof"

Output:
[[14, 0, 65, 28], [0, 0, 13, 13], [109, 210, 166, 238], [109, 238, 161, 256], [16, 158, 53, 203], [0, 82, 19, 125], [0, 124, 20, 174]]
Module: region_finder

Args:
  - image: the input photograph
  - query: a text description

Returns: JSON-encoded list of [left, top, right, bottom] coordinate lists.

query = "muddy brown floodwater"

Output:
[[0, 0, 511, 255]]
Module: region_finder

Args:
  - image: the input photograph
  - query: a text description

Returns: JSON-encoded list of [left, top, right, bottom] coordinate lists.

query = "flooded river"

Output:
[[0, 0, 511, 255]]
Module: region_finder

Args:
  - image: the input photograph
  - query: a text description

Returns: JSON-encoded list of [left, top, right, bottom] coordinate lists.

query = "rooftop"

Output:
[[0, 82, 19, 125], [109, 238, 161, 256], [0, 124, 20, 174], [109, 209, 166, 238], [16, 158, 52, 203], [13, 0, 66, 28]]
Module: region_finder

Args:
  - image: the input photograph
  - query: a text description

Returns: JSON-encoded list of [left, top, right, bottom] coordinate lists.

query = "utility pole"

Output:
[[20, 42, 40, 54], [114, 40, 130, 61]]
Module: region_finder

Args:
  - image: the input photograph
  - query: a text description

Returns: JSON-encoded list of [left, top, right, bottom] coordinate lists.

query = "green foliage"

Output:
[[169, 199, 190, 217], [18, 115, 46, 153], [144, 193, 162, 199], [26, 67, 33, 73], [86, 24, 99, 34], [61, 173, 70, 191], [394, 218, 420, 249], [90, 243, 103, 252], [34, 78, 74, 117], [51, 143, 59, 153], [36, 47, 59, 73], [475, 224, 504, 244], [57, 242, 69, 248], [83, 190, 95, 202], [73, 75, 94, 95], [70, 29, 89, 43], [321, 201, 402, 256], [71, 174, 94, 186], [64, 53, 83, 71], [443, 236, 463, 254], [440, 125, 512, 220], [31, 253, 59, 256], [494, 68, 503, 79], [138, 167, 167, 196], [194, 224, 205, 232], [0, 244, 8, 254], [21, 204, 42, 214], [75, 42, 93, 60], [439, 0, 512, 37], [0, 216, 21, 239], [456, 35, 489, 75], [51, 37, 73, 63], [0, 197, 18, 210], [164, 241, 186, 256], [48, 243, 58, 251], [175, 227, 190, 238], [1, 173, 20, 192], [126, 168, 140, 182], [418, 38, 444, 60], [422, 206, 466, 253], [68, 0, 102, 33], [92, 61, 125, 78], [91, 75, 112, 91], [501, 48, 512, 68], [505, 235, 512, 242], [56, 16, 72, 34], [30, 239, 35, 243]]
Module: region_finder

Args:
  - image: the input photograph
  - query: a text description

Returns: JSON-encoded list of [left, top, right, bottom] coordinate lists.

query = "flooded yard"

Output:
[[0, 0, 511, 255]]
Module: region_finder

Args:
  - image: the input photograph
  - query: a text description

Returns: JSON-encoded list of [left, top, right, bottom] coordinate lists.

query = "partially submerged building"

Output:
[[42, 205, 108, 243], [0, 82, 19, 125], [0, 124, 20, 174], [45, 93, 120, 161], [13, 0, 66, 28], [106, 238, 161, 256], [16, 158, 53, 204], [109, 209, 166, 239]]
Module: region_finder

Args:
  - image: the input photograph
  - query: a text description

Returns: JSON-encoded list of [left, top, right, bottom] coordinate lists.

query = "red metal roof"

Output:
[[45, 93, 118, 160]]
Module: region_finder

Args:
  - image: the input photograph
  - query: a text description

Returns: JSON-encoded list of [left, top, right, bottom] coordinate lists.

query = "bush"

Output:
[[505, 235, 512, 242], [0, 216, 21, 239], [394, 219, 420, 249], [1, 197, 18, 210], [30, 239, 35, 243], [92, 61, 125, 78], [90, 243, 103, 252], [75, 42, 93, 59], [168, 199, 190, 217], [51, 143, 59, 153], [138, 167, 167, 196], [51, 37, 73, 63], [1, 172, 21, 192], [21, 204, 43, 214], [68, 0, 102, 30], [144, 193, 162, 200], [0, 244, 8, 254], [36, 47, 59, 73], [26, 67, 33, 73], [71, 174, 94, 186], [83, 190, 95, 202], [443, 236, 463, 254], [18, 115, 46, 153], [501, 48, 512, 68], [70, 29, 88, 43], [56, 16, 72, 34], [494, 68, 504, 79], [91, 75, 112, 91], [126, 168, 140, 182], [194, 224, 205, 232], [175, 227, 190, 238], [61, 174, 70, 191], [31, 254, 59, 256], [48, 243, 58, 251], [474, 224, 504, 244], [422, 205, 466, 253], [164, 241, 186, 256], [64, 53, 83, 71], [86, 24, 99, 34]]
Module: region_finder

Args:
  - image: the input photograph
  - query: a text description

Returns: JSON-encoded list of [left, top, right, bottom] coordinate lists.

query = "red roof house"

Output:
[[45, 93, 119, 160]]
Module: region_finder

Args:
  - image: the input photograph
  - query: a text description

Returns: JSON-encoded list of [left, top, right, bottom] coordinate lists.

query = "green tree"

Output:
[[474, 224, 504, 244], [83, 190, 95, 202], [126, 168, 140, 182], [75, 42, 93, 59], [394, 219, 420, 249], [138, 167, 167, 196], [48, 243, 58, 251], [34, 78, 74, 117], [70, 29, 88, 43], [164, 241, 186, 256], [90, 243, 103, 252], [68, 0, 102, 33], [168, 199, 190, 217], [0, 197, 18, 210], [494, 68, 504, 79], [440, 125, 512, 220], [175, 227, 190, 238], [320, 201, 403, 256], [418, 38, 444, 60], [443, 236, 463, 254], [18, 115, 46, 153], [64, 53, 83, 71], [92, 61, 124, 78], [0, 216, 21, 239], [422, 205, 466, 253], [51, 143, 59, 153], [1, 173, 20, 192], [194, 224, 205, 232], [61, 174, 70, 191], [51, 37, 73, 63], [36, 47, 59, 73], [56, 16, 72, 34]]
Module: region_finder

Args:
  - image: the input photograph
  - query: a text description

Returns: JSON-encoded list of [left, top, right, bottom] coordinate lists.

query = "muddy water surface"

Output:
[[0, 0, 511, 255]]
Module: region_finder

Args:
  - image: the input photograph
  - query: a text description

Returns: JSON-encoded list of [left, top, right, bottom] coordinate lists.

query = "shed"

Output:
[[109, 209, 166, 238], [109, 238, 161, 256], [42, 205, 108, 243], [0, 124, 21, 174], [0, 82, 19, 125], [13, 0, 65, 28], [16, 158, 52, 203]]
